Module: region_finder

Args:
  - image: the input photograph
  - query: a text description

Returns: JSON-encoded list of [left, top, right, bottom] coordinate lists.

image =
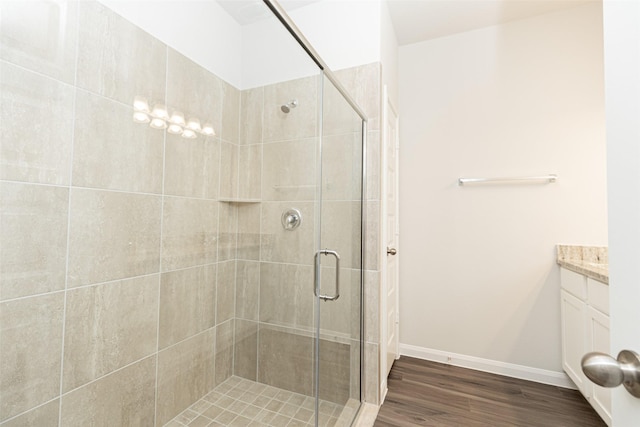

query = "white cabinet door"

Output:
[[587, 306, 611, 426], [560, 289, 588, 394]]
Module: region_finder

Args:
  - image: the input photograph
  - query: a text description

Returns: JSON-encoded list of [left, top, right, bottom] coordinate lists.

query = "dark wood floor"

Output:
[[374, 357, 607, 427]]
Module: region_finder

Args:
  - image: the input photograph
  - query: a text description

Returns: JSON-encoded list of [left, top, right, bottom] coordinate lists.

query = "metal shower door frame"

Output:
[[261, 1, 369, 425]]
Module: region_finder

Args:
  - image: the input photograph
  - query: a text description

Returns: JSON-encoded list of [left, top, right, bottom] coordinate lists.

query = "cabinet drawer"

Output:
[[561, 268, 588, 299], [588, 278, 609, 315]]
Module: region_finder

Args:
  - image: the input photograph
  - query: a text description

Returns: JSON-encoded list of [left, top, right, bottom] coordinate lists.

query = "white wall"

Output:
[[240, 11, 323, 89], [398, 3, 607, 373], [99, 0, 399, 98], [98, 0, 321, 89], [287, 0, 381, 73], [284, 0, 399, 108], [380, 0, 399, 107], [98, 0, 243, 88]]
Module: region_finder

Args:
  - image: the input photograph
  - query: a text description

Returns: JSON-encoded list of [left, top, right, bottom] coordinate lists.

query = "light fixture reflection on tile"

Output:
[[133, 111, 150, 123], [170, 111, 186, 126], [151, 104, 170, 121], [167, 124, 183, 134], [132, 97, 215, 139], [150, 117, 167, 129], [186, 118, 201, 133], [133, 96, 150, 113], [182, 129, 197, 139], [202, 124, 216, 136]]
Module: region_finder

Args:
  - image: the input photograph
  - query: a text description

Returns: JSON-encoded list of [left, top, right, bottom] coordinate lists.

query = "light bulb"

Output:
[[150, 117, 167, 129], [170, 111, 186, 126], [167, 124, 184, 134], [133, 96, 149, 112], [182, 129, 197, 139], [151, 104, 169, 120], [186, 118, 201, 132], [133, 111, 150, 123], [202, 124, 216, 136]]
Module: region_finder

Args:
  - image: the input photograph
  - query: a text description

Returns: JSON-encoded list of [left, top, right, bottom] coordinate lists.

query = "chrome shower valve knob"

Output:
[[281, 208, 302, 230]]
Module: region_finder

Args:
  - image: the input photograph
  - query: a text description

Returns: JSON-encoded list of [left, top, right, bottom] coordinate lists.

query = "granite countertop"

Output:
[[557, 245, 608, 285]]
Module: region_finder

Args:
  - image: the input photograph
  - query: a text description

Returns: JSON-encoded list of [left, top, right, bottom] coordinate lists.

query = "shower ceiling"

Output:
[[217, 0, 322, 25]]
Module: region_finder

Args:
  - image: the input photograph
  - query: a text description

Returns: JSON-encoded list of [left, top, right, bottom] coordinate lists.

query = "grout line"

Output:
[[212, 86, 225, 390], [0, 260, 241, 304], [230, 85, 242, 380], [0, 181, 218, 201], [0, 177, 292, 202], [0, 396, 59, 426], [231, 242, 238, 379], [0, 58, 76, 89], [0, 179, 72, 190], [234, 93, 241, 202], [55, 354, 157, 405], [55, 271, 162, 296], [256, 85, 265, 383], [0, 289, 67, 305], [58, 5, 81, 422], [260, 129, 362, 146], [153, 44, 170, 427]]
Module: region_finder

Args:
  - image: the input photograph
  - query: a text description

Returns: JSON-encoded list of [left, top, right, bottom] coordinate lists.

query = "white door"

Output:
[[602, 0, 640, 424], [383, 86, 400, 378]]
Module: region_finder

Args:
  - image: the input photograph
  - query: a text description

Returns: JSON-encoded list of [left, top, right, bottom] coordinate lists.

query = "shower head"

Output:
[[281, 99, 298, 113]]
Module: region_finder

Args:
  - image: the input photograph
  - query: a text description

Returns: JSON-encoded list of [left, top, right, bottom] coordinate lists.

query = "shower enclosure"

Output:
[[0, 0, 366, 426]]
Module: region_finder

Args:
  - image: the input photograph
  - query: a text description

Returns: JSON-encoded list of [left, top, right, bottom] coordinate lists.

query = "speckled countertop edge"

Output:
[[557, 245, 609, 285]]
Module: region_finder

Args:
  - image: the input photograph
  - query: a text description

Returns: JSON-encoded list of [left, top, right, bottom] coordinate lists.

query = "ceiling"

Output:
[[217, 0, 321, 25], [386, 0, 598, 45], [217, 0, 597, 45]]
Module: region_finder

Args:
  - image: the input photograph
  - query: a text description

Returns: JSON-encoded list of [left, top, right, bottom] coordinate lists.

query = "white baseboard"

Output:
[[379, 384, 388, 405], [399, 343, 576, 389]]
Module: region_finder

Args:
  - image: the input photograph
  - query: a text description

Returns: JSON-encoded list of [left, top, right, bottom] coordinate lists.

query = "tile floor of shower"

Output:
[[164, 376, 360, 427]]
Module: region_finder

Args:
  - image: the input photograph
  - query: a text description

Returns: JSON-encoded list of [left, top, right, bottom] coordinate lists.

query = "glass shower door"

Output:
[[314, 73, 364, 426]]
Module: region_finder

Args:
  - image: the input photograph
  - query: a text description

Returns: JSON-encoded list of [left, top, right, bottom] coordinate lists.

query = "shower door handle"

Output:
[[314, 249, 341, 301]]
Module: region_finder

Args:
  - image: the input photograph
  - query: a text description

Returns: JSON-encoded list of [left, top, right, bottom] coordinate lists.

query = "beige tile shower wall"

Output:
[[335, 62, 383, 405], [320, 92, 363, 382], [257, 326, 315, 396], [234, 74, 321, 397], [232, 63, 383, 406], [0, 61, 75, 185], [234, 319, 259, 381], [1, 1, 381, 424], [0, 1, 242, 425]]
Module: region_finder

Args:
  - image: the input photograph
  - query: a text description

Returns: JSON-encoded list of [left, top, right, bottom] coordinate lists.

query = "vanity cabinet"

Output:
[[560, 268, 611, 426], [560, 288, 588, 391]]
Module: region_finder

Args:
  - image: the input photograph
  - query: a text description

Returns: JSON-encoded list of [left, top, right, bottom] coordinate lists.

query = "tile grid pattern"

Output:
[[0, 1, 237, 424], [232, 61, 376, 409], [0, 1, 384, 424], [334, 63, 383, 405], [164, 376, 345, 427]]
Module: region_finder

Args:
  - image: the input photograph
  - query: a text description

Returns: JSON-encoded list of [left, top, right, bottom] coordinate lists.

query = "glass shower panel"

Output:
[[315, 73, 364, 426], [246, 19, 324, 422]]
